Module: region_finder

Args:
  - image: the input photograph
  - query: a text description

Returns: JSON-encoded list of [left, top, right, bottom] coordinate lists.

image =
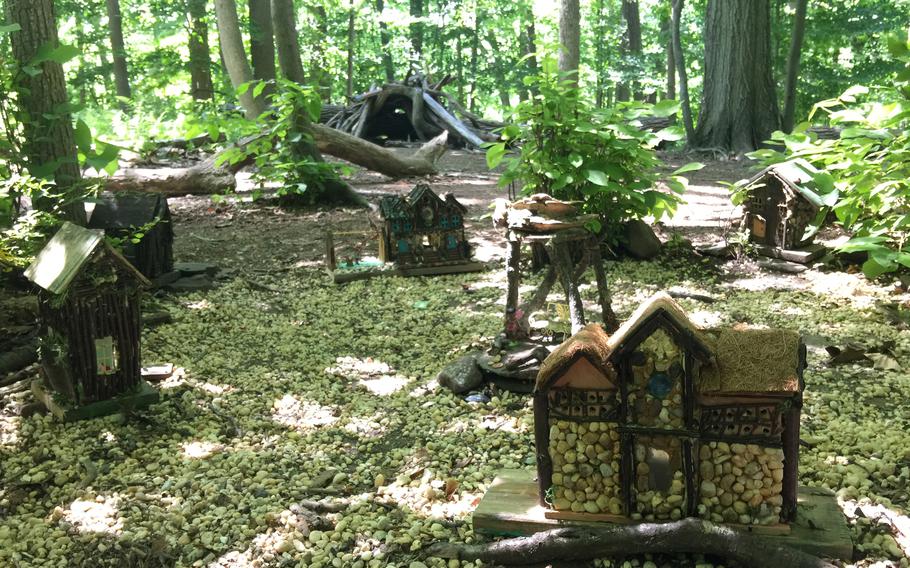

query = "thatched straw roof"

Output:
[[536, 323, 614, 391], [699, 327, 802, 394]]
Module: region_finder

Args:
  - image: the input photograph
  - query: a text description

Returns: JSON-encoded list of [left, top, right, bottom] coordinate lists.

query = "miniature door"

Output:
[[632, 435, 688, 521]]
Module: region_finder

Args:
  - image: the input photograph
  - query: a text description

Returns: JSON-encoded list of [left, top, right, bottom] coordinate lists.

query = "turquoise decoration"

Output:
[[648, 372, 673, 399]]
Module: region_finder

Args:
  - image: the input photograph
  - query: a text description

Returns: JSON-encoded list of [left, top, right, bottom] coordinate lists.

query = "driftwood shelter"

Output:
[[533, 293, 805, 528], [85, 192, 174, 279], [739, 159, 825, 263], [24, 222, 158, 421]]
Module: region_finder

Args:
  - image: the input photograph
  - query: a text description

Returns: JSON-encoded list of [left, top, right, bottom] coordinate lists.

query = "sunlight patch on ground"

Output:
[[182, 440, 225, 459], [0, 416, 20, 446], [61, 497, 123, 535], [344, 416, 386, 438], [840, 499, 910, 559], [377, 479, 482, 520], [271, 395, 338, 430], [185, 299, 212, 310], [325, 356, 411, 396]]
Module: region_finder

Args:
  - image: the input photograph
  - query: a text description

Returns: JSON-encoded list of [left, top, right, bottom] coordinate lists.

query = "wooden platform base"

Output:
[[330, 260, 486, 283], [472, 469, 853, 561], [32, 379, 160, 422]]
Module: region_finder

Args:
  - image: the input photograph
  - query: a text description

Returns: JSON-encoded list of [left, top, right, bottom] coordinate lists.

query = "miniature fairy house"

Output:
[[534, 293, 805, 527], [24, 222, 154, 411], [85, 192, 174, 279], [378, 183, 470, 266], [740, 159, 824, 251]]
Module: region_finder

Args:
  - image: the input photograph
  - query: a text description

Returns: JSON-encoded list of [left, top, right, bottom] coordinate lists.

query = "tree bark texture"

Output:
[[214, 0, 265, 118], [409, 0, 423, 58], [694, 0, 780, 152], [662, 12, 675, 100], [424, 519, 838, 568], [105, 0, 131, 99], [346, 1, 356, 99], [248, 0, 276, 102], [312, 125, 448, 178], [375, 0, 394, 83], [188, 0, 215, 100], [271, 0, 306, 84], [6, 0, 84, 223], [782, 0, 808, 133], [557, 0, 580, 86], [617, 0, 642, 102], [520, 7, 539, 100], [671, 0, 695, 143]]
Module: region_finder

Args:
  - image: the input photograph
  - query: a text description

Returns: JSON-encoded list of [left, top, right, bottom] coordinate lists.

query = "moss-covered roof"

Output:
[[536, 323, 614, 391], [699, 327, 803, 394]]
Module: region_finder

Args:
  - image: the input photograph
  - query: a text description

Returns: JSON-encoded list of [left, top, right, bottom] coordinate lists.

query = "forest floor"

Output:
[[1, 150, 909, 568]]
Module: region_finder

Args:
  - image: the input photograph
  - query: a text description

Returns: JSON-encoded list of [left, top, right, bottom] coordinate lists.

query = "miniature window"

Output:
[[451, 215, 461, 227], [549, 388, 618, 422], [392, 221, 401, 233], [403, 222, 412, 232], [95, 336, 118, 375], [440, 216, 450, 229], [699, 404, 784, 441]]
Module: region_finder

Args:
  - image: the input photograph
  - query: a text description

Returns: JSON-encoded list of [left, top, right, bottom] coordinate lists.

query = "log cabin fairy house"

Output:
[[534, 293, 805, 528], [24, 222, 158, 420], [378, 183, 471, 266], [85, 192, 174, 279], [739, 159, 825, 253]]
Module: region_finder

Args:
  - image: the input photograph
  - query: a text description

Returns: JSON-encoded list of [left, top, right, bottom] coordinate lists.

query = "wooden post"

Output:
[[590, 239, 619, 332], [550, 240, 586, 335], [504, 233, 523, 339], [325, 231, 336, 271]]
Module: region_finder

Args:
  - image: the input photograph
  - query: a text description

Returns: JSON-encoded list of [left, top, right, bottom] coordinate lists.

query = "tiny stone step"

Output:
[[164, 274, 215, 292]]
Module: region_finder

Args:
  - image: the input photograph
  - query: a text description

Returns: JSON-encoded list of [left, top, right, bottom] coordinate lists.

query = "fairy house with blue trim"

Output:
[[534, 293, 805, 528], [378, 184, 470, 266]]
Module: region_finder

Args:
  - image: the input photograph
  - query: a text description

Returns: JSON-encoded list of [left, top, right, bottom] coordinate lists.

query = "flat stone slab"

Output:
[[173, 262, 219, 276], [164, 274, 215, 292], [32, 379, 159, 422], [473, 469, 853, 561]]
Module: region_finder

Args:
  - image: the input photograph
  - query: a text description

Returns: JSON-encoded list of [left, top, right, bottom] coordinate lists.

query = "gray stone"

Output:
[[437, 353, 484, 394], [174, 262, 219, 277], [165, 274, 215, 292], [622, 220, 662, 260]]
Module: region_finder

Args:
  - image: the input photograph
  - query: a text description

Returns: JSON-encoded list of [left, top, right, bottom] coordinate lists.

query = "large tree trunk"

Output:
[[271, 0, 306, 84], [557, 0, 580, 86], [782, 0, 808, 133], [107, 128, 448, 195], [6, 0, 84, 223], [424, 520, 837, 568], [375, 0, 394, 83], [694, 0, 780, 152], [672, 0, 695, 143], [662, 12, 675, 100], [188, 0, 215, 100], [617, 0, 642, 102], [248, 0, 276, 101], [214, 0, 265, 119], [409, 0, 423, 58], [106, 0, 131, 100]]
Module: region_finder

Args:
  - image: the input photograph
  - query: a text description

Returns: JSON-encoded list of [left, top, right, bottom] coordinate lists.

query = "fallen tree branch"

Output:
[[312, 125, 448, 177], [423, 519, 837, 568]]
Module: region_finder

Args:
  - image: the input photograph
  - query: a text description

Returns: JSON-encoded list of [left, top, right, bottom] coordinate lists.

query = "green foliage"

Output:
[[486, 53, 700, 240], [0, 206, 60, 272], [745, 33, 910, 279]]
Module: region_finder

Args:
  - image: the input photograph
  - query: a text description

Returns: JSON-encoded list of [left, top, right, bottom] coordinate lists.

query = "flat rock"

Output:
[[437, 353, 484, 394], [174, 262, 219, 277], [757, 258, 808, 274], [698, 242, 732, 258], [165, 274, 215, 292], [622, 219, 661, 260]]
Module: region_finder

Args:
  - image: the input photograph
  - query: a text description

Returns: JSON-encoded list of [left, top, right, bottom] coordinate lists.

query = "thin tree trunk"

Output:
[[518, 6, 539, 101], [248, 0, 276, 102], [594, 0, 607, 108], [455, 32, 463, 101], [557, 0, 580, 86], [485, 31, 512, 109], [215, 0, 265, 118], [782, 0, 808, 133], [617, 0, 642, 102], [346, 1, 355, 100], [375, 0, 394, 82], [662, 11, 675, 100], [312, 6, 332, 100], [271, 0, 306, 84], [468, 5, 479, 112], [188, 0, 215, 100], [106, 0, 131, 100], [6, 0, 85, 223], [410, 0, 423, 58], [694, 0, 780, 152], [671, 0, 694, 142]]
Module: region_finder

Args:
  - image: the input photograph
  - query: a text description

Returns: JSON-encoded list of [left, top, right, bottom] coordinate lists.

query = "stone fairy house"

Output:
[[24, 222, 156, 415], [740, 159, 825, 251], [85, 192, 174, 279], [534, 293, 805, 527], [378, 183, 470, 266]]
